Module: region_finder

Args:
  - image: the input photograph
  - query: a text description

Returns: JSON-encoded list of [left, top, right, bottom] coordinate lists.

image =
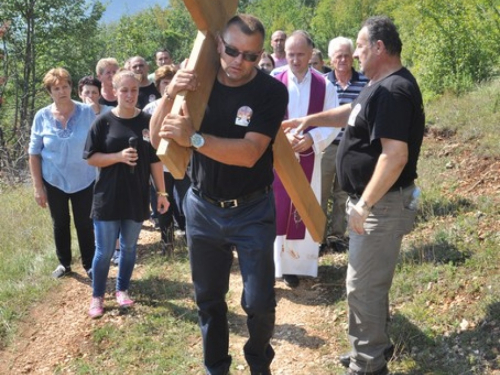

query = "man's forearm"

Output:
[[302, 103, 352, 128]]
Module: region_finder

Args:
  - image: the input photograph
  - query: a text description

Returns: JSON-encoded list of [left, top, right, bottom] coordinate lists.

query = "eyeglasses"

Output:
[[132, 64, 144, 69], [221, 38, 261, 63]]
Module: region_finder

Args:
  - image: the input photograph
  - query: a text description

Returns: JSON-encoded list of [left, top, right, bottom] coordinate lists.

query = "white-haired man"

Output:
[[320, 36, 368, 254]]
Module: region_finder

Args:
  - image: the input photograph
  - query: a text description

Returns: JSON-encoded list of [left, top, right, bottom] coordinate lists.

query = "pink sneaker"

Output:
[[116, 290, 134, 308], [88, 297, 104, 319]]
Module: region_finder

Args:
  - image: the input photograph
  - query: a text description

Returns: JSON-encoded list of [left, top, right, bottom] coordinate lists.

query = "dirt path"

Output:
[[0, 224, 346, 375]]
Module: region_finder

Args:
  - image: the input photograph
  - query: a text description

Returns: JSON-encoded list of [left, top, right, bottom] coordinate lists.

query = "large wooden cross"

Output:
[[156, 0, 326, 242]]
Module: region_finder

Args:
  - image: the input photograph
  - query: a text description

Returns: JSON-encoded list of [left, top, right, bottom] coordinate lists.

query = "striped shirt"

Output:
[[325, 68, 368, 143]]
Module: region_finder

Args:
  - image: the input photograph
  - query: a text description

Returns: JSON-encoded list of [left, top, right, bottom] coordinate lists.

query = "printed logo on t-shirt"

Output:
[[235, 106, 253, 127], [142, 128, 150, 143], [348, 103, 362, 127], [149, 94, 157, 103]]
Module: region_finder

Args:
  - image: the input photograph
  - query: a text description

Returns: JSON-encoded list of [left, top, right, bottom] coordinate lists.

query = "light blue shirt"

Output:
[[28, 101, 97, 193]]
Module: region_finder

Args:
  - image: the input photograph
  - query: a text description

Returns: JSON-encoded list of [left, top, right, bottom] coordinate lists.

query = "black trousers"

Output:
[[43, 180, 95, 271], [158, 172, 175, 244]]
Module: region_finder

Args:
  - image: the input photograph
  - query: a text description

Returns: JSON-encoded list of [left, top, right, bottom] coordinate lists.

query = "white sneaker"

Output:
[[111, 250, 120, 265]]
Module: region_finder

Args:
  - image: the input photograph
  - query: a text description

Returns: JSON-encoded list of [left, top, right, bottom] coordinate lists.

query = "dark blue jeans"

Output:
[[43, 180, 95, 271], [184, 187, 277, 375]]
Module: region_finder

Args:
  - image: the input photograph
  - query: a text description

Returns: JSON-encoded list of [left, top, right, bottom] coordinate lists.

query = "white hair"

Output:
[[328, 36, 354, 58]]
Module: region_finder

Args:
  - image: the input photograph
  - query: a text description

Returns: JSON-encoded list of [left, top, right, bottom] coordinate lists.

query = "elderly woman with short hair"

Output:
[[28, 67, 96, 279]]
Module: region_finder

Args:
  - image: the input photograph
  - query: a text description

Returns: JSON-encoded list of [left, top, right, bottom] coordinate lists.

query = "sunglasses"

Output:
[[221, 38, 261, 62]]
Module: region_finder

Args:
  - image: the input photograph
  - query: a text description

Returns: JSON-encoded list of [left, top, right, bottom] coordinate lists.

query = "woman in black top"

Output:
[[84, 69, 169, 319]]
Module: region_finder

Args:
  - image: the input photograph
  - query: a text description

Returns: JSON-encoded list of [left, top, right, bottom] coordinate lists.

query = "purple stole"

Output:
[[274, 69, 326, 239]]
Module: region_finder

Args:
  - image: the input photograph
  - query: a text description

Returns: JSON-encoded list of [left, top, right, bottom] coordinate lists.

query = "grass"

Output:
[[58, 250, 202, 375], [425, 79, 500, 158], [0, 184, 57, 348], [1, 78, 500, 374]]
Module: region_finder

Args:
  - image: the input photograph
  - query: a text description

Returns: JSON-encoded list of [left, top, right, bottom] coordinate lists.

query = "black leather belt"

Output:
[[192, 186, 271, 209]]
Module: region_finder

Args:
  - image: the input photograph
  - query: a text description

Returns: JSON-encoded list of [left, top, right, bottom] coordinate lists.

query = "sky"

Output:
[[96, 0, 169, 24]]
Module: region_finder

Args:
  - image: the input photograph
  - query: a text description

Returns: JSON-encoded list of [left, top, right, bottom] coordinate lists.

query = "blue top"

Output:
[[28, 101, 97, 193]]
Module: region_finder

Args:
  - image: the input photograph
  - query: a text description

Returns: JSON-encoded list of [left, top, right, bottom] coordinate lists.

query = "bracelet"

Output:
[[156, 191, 169, 197]]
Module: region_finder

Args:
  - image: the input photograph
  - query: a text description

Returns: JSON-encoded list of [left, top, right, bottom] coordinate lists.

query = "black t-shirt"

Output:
[[137, 83, 161, 110], [190, 69, 288, 199], [83, 110, 160, 221], [98, 97, 117, 107], [337, 67, 425, 195]]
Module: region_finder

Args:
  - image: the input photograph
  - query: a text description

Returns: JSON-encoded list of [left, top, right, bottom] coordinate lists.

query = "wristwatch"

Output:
[[190, 132, 205, 149], [358, 198, 372, 214]]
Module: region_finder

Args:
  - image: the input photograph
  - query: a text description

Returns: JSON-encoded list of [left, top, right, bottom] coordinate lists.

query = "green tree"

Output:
[[310, 0, 379, 54], [403, 0, 500, 99], [245, 0, 315, 52], [0, 0, 104, 178], [100, 1, 196, 67]]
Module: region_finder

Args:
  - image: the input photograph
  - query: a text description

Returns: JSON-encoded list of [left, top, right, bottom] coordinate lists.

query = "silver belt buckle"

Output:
[[220, 199, 238, 208]]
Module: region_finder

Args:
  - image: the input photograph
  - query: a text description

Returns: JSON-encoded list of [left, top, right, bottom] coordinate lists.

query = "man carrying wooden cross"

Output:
[[150, 14, 288, 375]]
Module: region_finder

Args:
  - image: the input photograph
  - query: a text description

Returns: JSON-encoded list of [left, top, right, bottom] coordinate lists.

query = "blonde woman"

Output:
[[84, 70, 169, 318], [96, 57, 119, 106]]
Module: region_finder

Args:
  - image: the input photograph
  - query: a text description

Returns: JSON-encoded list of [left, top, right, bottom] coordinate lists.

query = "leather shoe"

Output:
[[319, 242, 330, 256], [283, 274, 299, 288], [344, 364, 389, 375], [340, 344, 394, 368], [327, 235, 349, 252]]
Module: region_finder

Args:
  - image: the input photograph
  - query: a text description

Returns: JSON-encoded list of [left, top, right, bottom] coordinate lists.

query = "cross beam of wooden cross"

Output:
[[156, 0, 326, 242]]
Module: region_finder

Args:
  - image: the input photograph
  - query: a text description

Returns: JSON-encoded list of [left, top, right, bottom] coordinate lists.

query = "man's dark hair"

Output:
[[363, 16, 402, 56], [260, 52, 275, 68], [155, 48, 171, 58], [223, 14, 265, 45], [78, 75, 101, 94]]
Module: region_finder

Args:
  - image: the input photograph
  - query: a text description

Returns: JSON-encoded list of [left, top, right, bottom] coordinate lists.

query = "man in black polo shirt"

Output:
[[150, 15, 288, 375], [282, 16, 425, 375]]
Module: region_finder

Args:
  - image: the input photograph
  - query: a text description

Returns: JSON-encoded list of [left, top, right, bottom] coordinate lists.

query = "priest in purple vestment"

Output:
[[271, 30, 340, 288]]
